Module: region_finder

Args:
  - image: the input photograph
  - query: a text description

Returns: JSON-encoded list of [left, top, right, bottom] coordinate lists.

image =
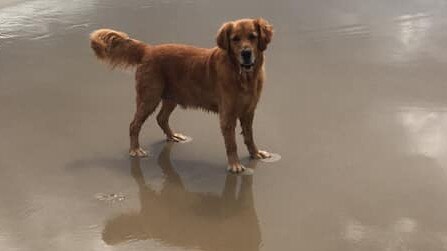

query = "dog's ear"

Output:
[[216, 22, 233, 50], [254, 18, 273, 51]]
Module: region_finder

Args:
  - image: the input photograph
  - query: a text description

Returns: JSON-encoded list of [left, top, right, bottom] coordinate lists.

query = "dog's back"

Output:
[[140, 44, 221, 111]]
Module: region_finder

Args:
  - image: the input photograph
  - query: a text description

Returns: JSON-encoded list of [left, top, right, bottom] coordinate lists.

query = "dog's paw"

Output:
[[227, 162, 246, 173], [167, 133, 190, 143], [129, 148, 148, 157], [251, 150, 272, 159]]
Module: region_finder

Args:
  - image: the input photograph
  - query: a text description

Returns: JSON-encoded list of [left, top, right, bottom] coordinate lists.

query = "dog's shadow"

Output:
[[102, 142, 262, 251]]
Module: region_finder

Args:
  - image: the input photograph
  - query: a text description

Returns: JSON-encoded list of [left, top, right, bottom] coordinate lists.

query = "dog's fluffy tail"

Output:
[[90, 29, 148, 68]]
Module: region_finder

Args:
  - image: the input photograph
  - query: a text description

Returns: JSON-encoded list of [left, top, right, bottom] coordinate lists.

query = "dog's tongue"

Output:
[[241, 64, 253, 70]]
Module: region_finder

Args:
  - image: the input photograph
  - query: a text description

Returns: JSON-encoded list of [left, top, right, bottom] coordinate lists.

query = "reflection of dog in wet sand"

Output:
[[102, 143, 261, 251], [89, 18, 273, 173]]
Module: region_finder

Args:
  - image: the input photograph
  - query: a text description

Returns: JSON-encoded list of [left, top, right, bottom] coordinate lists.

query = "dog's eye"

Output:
[[248, 33, 257, 40], [231, 36, 241, 42]]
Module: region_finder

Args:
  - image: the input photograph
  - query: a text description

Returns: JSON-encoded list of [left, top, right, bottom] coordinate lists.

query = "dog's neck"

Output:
[[239, 69, 255, 85]]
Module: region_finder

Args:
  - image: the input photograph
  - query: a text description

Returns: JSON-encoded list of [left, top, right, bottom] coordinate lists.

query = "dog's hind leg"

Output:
[[129, 76, 163, 157], [156, 99, 189, 142]]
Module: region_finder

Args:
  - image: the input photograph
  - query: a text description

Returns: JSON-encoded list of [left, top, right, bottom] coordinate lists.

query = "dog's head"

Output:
[[216, 18, 273, 72]]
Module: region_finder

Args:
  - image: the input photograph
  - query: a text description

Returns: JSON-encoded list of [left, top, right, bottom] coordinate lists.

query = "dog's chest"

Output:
[[237, 85, 259, 110]]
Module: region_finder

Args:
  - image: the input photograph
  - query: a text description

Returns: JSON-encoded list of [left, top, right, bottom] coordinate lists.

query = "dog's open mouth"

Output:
[[240, 63, 254, 71]]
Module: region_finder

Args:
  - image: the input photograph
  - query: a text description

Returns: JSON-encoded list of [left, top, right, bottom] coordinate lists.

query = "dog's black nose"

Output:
[[241, 49, 252, 62]]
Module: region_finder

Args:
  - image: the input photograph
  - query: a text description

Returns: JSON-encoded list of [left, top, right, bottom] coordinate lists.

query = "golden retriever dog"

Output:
[[89, 18, 273, 173]]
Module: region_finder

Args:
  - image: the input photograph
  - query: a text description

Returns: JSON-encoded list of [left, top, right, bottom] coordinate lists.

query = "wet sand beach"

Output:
[[2, 0, 447, 250]]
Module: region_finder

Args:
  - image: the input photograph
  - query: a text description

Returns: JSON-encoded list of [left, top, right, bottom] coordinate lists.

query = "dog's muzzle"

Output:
[[240, 49, 255, 71]]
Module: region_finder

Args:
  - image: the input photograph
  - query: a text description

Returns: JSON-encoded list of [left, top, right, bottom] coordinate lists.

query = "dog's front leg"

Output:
[[240, 111, 271, 159], [220, 111, 245, 173]]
